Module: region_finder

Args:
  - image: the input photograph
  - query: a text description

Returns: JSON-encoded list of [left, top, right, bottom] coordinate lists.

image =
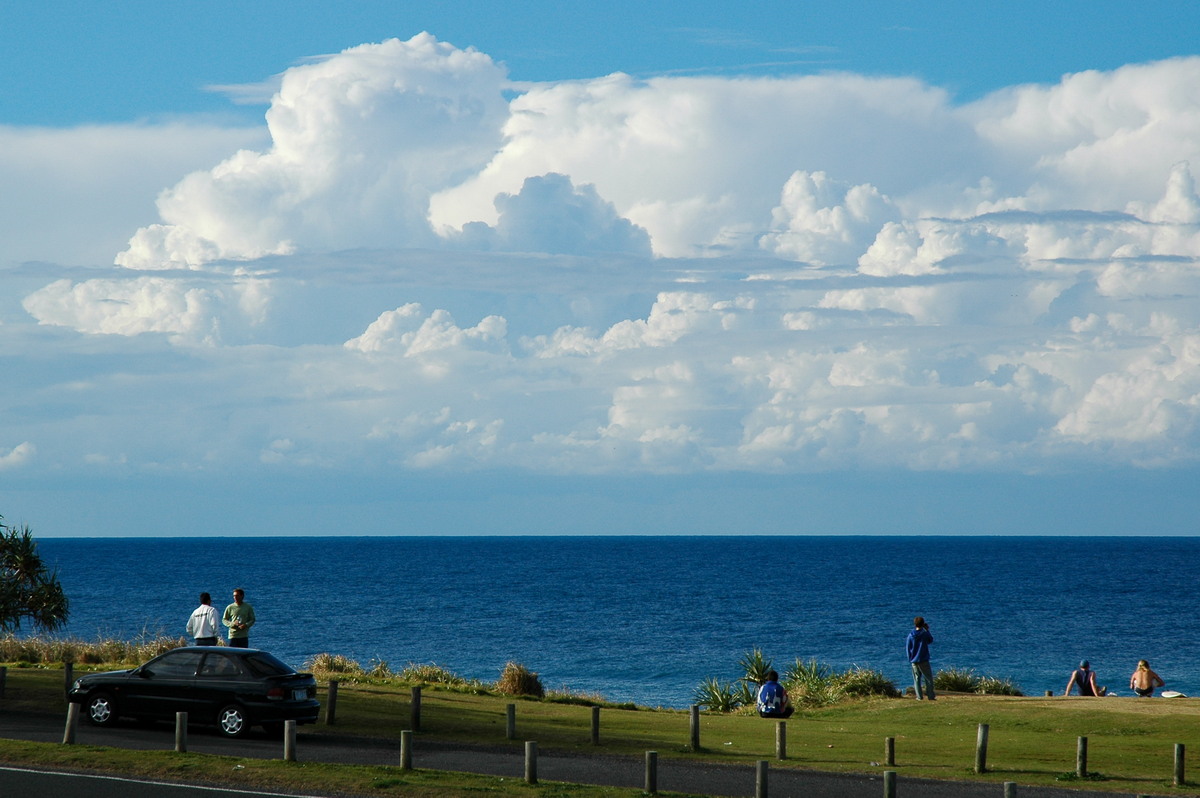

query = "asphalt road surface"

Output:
[[0, 709, 1163, 798]]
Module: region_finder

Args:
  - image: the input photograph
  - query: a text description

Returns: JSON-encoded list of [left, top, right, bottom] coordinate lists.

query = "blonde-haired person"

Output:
[[1130, 660, 1165, 697]]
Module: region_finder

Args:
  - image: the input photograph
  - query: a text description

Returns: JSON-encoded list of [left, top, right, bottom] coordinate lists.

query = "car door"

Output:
[[122, 649, 205, 719], [195, 651, 250, 717]]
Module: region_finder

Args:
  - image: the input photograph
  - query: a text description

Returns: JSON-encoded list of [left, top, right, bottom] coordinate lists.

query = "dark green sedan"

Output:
[[68, 646, 320, 737]]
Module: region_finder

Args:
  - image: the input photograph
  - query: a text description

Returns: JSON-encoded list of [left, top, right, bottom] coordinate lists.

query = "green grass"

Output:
[[4, 666, 1200, 796]]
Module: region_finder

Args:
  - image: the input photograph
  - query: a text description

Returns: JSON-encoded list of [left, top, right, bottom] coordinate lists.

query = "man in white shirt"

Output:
[[186, 592, 220, 646]]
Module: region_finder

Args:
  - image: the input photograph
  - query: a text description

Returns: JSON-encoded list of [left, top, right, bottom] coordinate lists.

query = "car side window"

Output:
[[147, 650, 205, 678], [199, 653, 243, 677]]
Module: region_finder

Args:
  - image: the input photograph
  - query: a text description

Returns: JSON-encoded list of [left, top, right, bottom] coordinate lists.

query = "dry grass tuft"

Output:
[[495, 661, 544, 698]]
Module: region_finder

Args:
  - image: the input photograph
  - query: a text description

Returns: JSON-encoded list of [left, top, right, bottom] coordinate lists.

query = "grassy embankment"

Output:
[[1, 658, 1199, 797]]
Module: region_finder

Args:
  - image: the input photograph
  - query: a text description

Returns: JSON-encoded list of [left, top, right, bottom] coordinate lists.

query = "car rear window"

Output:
[[242, 652, 296, 677]]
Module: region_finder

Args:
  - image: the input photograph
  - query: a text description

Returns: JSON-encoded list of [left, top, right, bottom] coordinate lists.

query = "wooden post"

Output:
[[1175, 742, 1185, 787], [525, 740, 537, 784], [63, 662, 73, 696], [325, 679, 338, 725], [1076, 736, 1088, 778], [1, 665, 7, 698], [506, 703, 516, 740], [756, 760, 769, 798], [885, 736, 895, 767], [62, 702, 79, 744], [400, 729, 412, 770], [175, 712, 188, 752], [883, 770, 897, 798], [776, 721, 787, 760], [1044, 690, 1053, 696], [591, 705, 600, 745], [975, 723, 989, 773], [1003, 782, 1017, 797], [644, 750, 658, 794], [411, 685, 422, 732], [283, 720, 297, 761], [689, 704, 701, 751]]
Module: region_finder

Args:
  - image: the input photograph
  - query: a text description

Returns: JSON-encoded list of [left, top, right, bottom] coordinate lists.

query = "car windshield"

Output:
[[242, 652, 296, 677]]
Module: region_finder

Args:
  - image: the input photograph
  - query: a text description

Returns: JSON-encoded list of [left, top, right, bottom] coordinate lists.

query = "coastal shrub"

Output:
[[305, 653, 365, 678], [834, 666, 900, 698], [367, 659, 393, 679], [973, 675, 1023, 696], [693, 677, 742, 712], [738, 648, 773, 686], [495, 661, 544, 698], [783, 658, 845, 707], [934, 667, 981, 692], [0, 634, 187, 666], [399, 662, 473, 686]]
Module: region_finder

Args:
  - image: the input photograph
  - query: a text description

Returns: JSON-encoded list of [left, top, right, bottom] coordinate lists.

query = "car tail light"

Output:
[[267, 687, 285, 700]]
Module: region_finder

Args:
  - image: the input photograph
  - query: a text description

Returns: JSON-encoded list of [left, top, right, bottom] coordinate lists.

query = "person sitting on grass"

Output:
[[756, 670, 794, 718], [1130, 660, 1165, 697], [1065, 660, 1106, 696]]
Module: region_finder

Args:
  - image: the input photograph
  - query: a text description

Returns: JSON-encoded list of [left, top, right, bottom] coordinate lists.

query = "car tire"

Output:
[[85, 692, 119, 726], [216, 704, 250, 737]]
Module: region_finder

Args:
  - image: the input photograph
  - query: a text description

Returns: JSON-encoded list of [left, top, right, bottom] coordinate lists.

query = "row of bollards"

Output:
[[54, 684, 1191, 795]]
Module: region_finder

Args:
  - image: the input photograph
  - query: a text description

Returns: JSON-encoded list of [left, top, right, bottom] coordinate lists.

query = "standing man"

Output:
[[185, 592, 219, 646], [907, 616, 936, 700], [222, 587, 256, 648]]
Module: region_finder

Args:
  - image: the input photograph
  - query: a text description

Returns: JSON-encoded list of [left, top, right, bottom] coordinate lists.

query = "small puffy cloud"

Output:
[[0, 442, 35, 470], [451, 173, 652, 256], [345, 303, 508, 357], [759, 170, 899, 265], [22, 275, 272, 344]]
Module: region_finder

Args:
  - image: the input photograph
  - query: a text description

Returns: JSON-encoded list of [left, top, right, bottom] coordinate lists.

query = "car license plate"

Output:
[[293, 689, 307, 701]]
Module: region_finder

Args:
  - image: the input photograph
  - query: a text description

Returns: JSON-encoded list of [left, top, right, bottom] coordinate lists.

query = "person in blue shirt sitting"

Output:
[[756, 670, 794, 718]]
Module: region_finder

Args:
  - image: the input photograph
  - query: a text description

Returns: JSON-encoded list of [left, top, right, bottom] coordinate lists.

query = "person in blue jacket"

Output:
[[906, 616, 936, 700], [755, 670, 794, 717]]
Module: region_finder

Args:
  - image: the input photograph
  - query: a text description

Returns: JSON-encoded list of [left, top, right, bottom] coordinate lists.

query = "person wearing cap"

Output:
[[1065, 660, 1105, 696]]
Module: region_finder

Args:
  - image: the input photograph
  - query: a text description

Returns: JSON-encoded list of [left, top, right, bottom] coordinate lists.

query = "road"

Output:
[[0, 709, 1160, 798]]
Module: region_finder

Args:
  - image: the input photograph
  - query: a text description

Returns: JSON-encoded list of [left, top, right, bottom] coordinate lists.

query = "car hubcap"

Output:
[[90, 698, 111, 723], [219, 708, 244, 735]]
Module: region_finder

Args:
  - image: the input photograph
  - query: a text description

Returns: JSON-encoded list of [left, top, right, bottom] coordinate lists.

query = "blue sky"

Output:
[[4, 2, 1200, 536]]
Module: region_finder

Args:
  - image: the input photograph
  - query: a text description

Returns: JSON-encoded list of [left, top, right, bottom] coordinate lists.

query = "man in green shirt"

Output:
[[222, 587, 256, 648]]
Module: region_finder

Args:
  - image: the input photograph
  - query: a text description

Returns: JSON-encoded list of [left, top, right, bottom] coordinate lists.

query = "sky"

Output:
[[4, 2, 1200, 537]]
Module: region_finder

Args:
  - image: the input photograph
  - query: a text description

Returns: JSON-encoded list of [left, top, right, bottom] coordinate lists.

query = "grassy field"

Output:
[[2, 665, 1199, 796]]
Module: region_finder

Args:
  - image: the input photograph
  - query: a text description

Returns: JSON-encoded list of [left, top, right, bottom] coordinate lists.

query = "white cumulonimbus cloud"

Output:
[[10, 36, 1200, 479]]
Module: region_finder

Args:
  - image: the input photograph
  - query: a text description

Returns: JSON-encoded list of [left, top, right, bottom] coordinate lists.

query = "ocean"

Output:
[[33, 536, 1200, 707]]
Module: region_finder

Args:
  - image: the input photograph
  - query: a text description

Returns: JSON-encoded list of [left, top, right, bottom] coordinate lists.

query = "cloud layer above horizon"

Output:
[[7, 34, 1200, 487]]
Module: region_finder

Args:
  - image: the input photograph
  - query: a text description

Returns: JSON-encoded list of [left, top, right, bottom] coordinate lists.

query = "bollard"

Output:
[[175, 712, 188, 752], [63, 662, 73, 696], [283, 720, 297, 761], [1045, 690, 1053, 697], [400, 729, 413, 770], [1003, 782, 1017, 797], [756, 760, 769, 798], [411, 685, 422, 732], [325, 679, 338, 725], [645, 750, 658, 794], [506, 703, 516, 740], [975, 723, 989, 773], [525, 740, 538, 784], [883, 769, 897, 798], [689, 704, 701, 751], [885, 736, 895, 767], [591, 705, 600, 745], [62, 702, 79, 744], [1, 665, 7, 699], [776, 721, 787, 760], [1076, 736, 1088, 778], [1175, 742, 1185, 787]]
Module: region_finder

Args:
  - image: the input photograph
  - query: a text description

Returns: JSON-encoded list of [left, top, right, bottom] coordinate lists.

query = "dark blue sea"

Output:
[[34, 536, 1200, 707]]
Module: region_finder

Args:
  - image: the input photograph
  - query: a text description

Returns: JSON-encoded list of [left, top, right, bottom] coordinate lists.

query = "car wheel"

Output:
[[216, 704, 250, 737], [86, 693, 119, 726]]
